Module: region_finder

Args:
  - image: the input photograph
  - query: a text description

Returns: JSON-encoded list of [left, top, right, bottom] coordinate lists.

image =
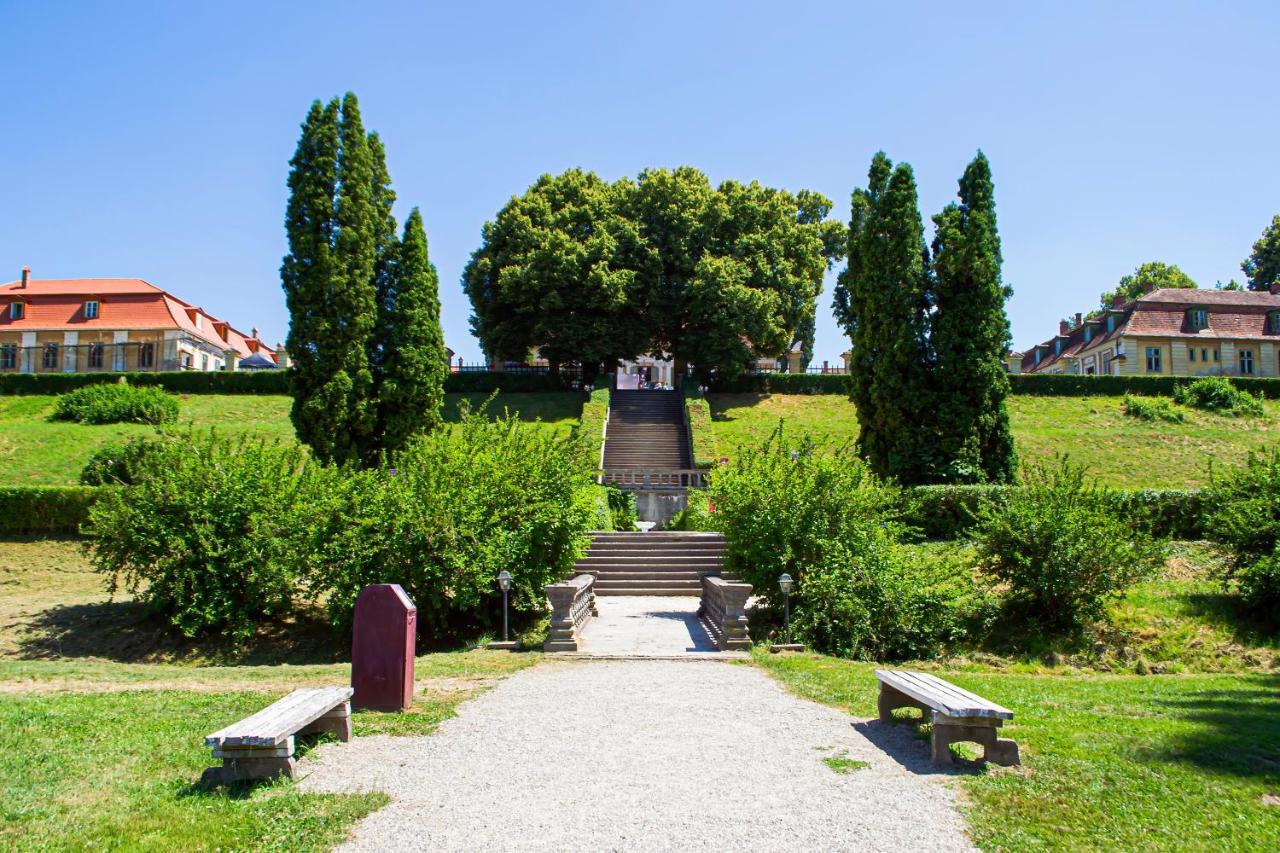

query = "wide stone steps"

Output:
[[577, 532, 728, 596], [602, 389, 692, 474]]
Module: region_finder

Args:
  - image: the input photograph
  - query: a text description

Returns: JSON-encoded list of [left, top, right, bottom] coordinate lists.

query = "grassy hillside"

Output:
[[707, 393, 1280, 488], [0, 391, 582, 486]]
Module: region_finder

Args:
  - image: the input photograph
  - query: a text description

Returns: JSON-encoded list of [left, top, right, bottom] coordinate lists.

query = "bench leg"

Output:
[[299, 703, 353, 743], [204, 755, 298, 785], [878, 683, 932, 723], [931, 722, 1020, 767]]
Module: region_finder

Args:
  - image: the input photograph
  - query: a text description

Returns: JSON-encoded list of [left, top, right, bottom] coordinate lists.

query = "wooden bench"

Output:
[[203, 686, 354, 784], [874, 670, 1019, 766]]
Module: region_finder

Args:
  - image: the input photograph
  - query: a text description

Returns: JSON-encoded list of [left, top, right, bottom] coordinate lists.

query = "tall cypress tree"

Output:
[[282, 94, 380, 465], [931, 152, 1017, 483], [378, 209, 448, 451], [834, 152, 935, 484], [367, 131, 399, 383]]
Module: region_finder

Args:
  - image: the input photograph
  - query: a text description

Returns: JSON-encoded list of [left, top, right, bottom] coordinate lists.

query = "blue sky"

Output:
[[3, 1, 1278, 363]]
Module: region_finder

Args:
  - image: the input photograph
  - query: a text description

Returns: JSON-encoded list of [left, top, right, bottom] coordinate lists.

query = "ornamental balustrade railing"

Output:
[[597, 468, 708, 489]]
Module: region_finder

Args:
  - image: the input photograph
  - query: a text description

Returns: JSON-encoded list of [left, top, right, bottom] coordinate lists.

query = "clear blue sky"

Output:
[[3, 1, 1278, 362]]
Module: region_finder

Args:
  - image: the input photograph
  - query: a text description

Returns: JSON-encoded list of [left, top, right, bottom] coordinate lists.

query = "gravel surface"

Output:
[[575, 596, 720, 656], [301, 660, 974, 851]]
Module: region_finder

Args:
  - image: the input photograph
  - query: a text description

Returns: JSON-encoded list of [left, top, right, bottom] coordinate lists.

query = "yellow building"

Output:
[[1019, 288, 1280, 378]]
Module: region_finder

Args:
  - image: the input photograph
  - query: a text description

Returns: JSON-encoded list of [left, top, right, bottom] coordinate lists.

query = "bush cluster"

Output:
[[1205, 449, 1280, 613], [1173, 376, 1265, 416], [704, 427, 967, 658], [972, 459, 1168, 636], [1122, 393, 1185, 422], [52, 382, 179, 425], [604, 486, 638, 531], [704, 372, 850, 395], [88, 410, 597, 641]]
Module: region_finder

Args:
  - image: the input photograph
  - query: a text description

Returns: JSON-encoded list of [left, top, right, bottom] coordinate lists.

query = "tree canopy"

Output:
[[1099, 261, 1197, 310], [1242, 214, 1280, 292], [464, 167, 844, 380]]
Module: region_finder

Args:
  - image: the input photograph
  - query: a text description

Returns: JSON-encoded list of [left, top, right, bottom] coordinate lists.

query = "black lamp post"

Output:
[[497, 570, 512, 642], [779, 573, 794, 645]]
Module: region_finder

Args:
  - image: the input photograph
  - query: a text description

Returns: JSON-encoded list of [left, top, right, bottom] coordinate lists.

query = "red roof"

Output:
[[0, 277, 273, 362]]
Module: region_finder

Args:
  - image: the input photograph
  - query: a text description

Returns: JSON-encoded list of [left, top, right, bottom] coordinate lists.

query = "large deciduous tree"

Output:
[[1099, 261, 1197, 310], [834, 152, 935, 484], [463, 169, 648, 381], [283, 93, 445, 464], [931, 152, 1017, 483], [1243, 214, 1280, 292]]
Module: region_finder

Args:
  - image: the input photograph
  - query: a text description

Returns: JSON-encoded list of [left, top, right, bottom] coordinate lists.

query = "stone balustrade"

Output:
[[698, 575, 753, 650], [544, 573, 598, 652]]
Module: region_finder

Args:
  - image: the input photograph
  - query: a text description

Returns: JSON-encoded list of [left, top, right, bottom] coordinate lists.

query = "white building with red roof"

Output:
[[0, 267, 282, 373]]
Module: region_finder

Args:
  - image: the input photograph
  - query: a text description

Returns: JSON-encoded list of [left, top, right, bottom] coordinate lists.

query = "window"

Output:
[[84, 301, 99, 320], [138, 342, 154, 369], [1203, 348, 1210, 362], [0, 345, 15, 370], [1188, 308, 1208, 330], [9, 302, 23, 320], [1240, 349, 1255, 375], [1084, 327, 1093, 343], [88, 343, 104, 368], [1106, 315, 1115, 332], [42, 343, 58, 369], [181, 353, 192, 370], [200, 353, 209, 371], [1213, 348, 1220, 362], [1146, 346, 1162, 373], [1270, 311, 1280, 334], [1189, 348, 1196, 362]]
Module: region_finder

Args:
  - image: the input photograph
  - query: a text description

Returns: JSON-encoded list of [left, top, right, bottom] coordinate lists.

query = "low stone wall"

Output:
[[544, 574, 598, 652], [697, 575, 752, 651]]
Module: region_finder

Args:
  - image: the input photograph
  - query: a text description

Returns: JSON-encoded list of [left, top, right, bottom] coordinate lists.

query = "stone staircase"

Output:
[[602, 389, 691, 471], [576, 532, 728, 596]]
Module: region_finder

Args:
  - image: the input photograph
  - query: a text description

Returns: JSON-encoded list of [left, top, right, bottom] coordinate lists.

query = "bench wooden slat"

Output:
[[205, 687, 353, 747], [874, 670, 1012, 720]]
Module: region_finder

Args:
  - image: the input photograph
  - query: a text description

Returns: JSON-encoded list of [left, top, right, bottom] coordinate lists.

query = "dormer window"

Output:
[[8, 302, 23, 320], [1054, 339, 1062, 354], [84, 300, 99, 320], [1106, 315, 1115, 332], [1187, 307, 1208, 331], [1269, 310, 1280, 334], [1084, 326, 1093, 343]]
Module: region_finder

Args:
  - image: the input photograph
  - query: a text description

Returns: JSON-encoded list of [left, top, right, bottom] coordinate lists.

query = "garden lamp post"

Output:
[[497, 570, 512, 642], [779, 573, 794, 645]]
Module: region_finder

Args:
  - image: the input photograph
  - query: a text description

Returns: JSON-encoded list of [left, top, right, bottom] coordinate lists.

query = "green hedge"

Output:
[[705, 373, 849, 394], [701, 371, 1280, 398], [683, 384, 719, 468], [578, 380, 609, 467], [907, 484, 1212, 540], [0, 369, 577, 396], [1008, 373, 1280, 398], [0, 486, 99, 536]]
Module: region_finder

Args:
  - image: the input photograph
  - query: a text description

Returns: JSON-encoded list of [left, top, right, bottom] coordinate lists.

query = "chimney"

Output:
[[19, 266, 30, 289], [1143, 280, 1157, 294], [1075, 313, 1083, 328], [1112, 294, 1127, 309], [251, 327, 260, 340], [1059, 320, 1071, 335]]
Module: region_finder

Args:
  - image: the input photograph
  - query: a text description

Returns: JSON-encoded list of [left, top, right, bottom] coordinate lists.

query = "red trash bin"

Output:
[[351, 584, 417, 712]]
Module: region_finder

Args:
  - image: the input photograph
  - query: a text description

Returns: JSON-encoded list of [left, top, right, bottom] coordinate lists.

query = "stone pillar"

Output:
[[19, 332, 35, 373], [62, 331, 78, 372], [544, 574, 596, 652], [113, 330, 129, 371]]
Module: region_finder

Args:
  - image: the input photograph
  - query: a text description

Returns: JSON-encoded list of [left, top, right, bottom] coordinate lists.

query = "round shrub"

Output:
[[80, 435, 166, 485], [53, 382, 179, 425], [1205, 448, 1280, 614], [1173, 376, 1264, 417], [972, 458, 1168, 637]]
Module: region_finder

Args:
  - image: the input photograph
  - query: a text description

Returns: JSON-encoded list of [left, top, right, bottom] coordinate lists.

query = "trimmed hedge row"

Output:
[[1008, 373, 1280, 398], [0, 486, 99, 536], [0, 370, 572, 396], [683, 385, 719, 468], [701, 371, 1280, 398], [908, 484, 1212, 540]]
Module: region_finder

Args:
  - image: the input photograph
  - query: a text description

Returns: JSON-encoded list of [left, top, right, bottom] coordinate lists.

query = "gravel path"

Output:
[[575, 596, 721, 656], [301, 660, 973, 851]]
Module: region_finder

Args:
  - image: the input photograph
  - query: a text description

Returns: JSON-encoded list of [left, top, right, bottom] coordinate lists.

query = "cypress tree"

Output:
[[378, 209, 447, 452], [281, 94, 380, 466], [931, 152, 1017, 483], [834, 153, 935, 484], [368, 131, 399, 383]]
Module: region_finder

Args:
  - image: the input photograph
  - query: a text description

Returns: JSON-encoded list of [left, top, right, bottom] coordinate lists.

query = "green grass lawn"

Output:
[[754, 651, 1280, 850], [0, 536, 537, 849], [707, 393, 1280, 488], [0, 391, 584, 486]]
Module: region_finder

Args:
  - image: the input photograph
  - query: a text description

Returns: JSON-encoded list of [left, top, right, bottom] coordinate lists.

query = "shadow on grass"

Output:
[[1178, 590, 1280, 648], [15, 599, 346, 665], [1153, 675, 1280, 780]]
